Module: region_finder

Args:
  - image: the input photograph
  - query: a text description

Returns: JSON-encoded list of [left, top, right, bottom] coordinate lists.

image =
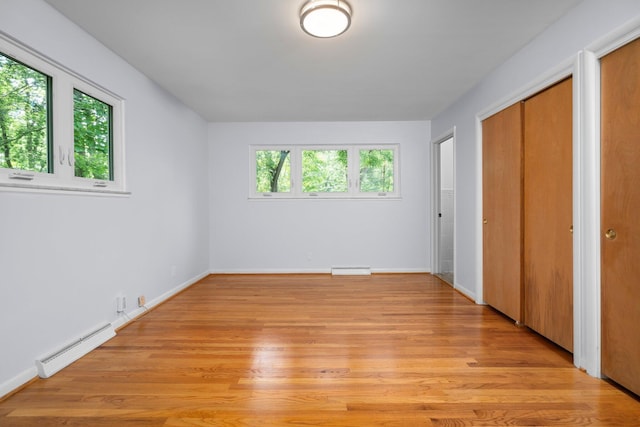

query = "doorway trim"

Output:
[[431, 127, 456, 287], [578, 14, 640, 379]]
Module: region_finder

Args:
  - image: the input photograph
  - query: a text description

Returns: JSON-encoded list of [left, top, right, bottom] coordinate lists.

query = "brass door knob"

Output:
[[605, 228, 617, 240], [483, 218, 488, 224]]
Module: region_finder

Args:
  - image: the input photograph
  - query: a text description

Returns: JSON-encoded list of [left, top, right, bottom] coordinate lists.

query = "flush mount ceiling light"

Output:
[[300, 0, 352, 38]]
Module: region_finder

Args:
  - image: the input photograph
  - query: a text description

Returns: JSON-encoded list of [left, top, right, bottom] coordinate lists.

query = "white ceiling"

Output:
[[44, 0, 581, 122]]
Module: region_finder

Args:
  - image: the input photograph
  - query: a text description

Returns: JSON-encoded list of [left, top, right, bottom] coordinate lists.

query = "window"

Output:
[[0, 34, 125, 194], [0, 52, 52, 173], [302, 149, 348, 194], [255, 149, 291, 194], [251, 145, 399, 199], [359, 148, 395, 194], [73, 89, 113, 180]]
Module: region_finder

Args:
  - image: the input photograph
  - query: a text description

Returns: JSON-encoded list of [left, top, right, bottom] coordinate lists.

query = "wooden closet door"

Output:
[[601, 37, 640, 396], [482, 103, 523, 323], [523, 78, 573, 352]]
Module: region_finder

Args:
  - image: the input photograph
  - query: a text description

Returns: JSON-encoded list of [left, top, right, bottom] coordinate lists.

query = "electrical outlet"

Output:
[[116, 295, 126, 313], [138, 295, 146, 307]]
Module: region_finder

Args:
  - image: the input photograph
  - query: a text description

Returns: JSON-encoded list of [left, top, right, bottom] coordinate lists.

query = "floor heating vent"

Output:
[[35, 323, 116, 378], [331, 266, 372, 276]]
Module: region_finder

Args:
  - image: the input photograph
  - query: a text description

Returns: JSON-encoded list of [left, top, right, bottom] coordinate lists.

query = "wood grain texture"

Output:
[[601, 37, 640, 396], [523, 77, 574, 352], [1, 274, 638, 426], [482, 103, 524, 322]]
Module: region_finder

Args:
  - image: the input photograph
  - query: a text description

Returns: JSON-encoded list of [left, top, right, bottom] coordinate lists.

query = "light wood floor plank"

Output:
[[1, 274, 638, 426]]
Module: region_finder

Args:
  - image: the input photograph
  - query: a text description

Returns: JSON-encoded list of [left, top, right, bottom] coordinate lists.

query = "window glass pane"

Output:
[[359, 149, 394, 192], [0, 52, 51, 172], [255, 150, 291, 192], [302, 149, 348, 193], [74, 89, 112, 180]]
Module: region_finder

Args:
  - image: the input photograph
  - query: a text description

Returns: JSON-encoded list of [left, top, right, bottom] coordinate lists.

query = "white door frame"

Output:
[[431, 128, 456, 282], [578, 16, 640, 380]]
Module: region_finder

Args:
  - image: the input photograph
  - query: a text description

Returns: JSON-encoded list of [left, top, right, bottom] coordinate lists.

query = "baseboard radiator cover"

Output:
[[35, 323, 116, 378], [331, 266, 372, 276]]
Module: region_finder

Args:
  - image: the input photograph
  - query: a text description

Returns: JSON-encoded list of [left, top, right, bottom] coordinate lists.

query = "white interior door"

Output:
[[431, 132, 455, 285], [439, 138, 454, 277]]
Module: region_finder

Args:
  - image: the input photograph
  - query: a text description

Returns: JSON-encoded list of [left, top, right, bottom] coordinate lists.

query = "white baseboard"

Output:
[[0, 367, 37, 400], [209, 268, 331, 274], [147, 270, 210, 309], [112, 270, 210, 330], [454, 284, 476, 301], [210, 268, 430, 275], [331, 266, 371, 275], [372, 268, 430, 274]]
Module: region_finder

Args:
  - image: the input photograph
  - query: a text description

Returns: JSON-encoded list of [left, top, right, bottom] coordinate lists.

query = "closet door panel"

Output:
[[482, 103, 523, 323], [523, 77, 573, 352], [601, 37, 640, 396]]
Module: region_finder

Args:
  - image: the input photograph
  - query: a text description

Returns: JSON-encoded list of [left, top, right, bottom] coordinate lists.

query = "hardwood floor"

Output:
[[1, 274, 638, 426]]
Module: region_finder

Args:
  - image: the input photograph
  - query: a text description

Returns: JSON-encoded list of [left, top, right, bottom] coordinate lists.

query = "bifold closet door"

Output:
[[601, 37, 640, 396], [523, 77, 573, 352], [482, 102, 523, 323]]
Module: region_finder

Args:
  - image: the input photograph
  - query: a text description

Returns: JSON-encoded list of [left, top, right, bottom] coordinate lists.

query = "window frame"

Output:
[[250, 144, 400, 199], [356, 145, 399, 197], [251, 146, 293, 199], [300, 145, 351, 198], [0, 51, 53, 174], [0, 33, 126, 195]]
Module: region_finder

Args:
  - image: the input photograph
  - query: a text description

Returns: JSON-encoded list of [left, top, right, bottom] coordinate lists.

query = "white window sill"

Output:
[[0, 182, 131, 197], [249, 194, 402, 200]]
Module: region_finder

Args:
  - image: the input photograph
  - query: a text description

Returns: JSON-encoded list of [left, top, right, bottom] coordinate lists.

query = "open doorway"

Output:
[[432, 132, 455, 286]]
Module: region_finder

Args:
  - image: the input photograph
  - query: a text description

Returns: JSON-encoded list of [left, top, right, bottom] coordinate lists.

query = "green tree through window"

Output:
[[255, 150, 291, 193], [1, 39, 125, 193], [73, 89, 112, 180], [359, 149, 394, 192], [302, 149, 348, 193], [0, 52, 51, 173], [251, 145, 398, 198]]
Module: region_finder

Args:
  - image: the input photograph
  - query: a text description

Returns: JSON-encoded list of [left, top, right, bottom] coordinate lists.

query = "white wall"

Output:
[[0, 0, 210, 395], [431, 0, 640, 299], [209, 121, 430, 273]]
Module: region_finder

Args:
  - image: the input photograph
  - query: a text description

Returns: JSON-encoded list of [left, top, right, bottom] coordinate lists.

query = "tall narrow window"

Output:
[[0, 52, 52, 173], [73, 89, 113, 180], [255, 149, 291, 193], [359, 148, 394, 193], [301, 149, 348, 193]]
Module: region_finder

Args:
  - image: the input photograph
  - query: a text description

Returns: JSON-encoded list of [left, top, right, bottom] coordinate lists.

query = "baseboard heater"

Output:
[[35, 323, 116, 378], [331, 266, 371, 276]]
